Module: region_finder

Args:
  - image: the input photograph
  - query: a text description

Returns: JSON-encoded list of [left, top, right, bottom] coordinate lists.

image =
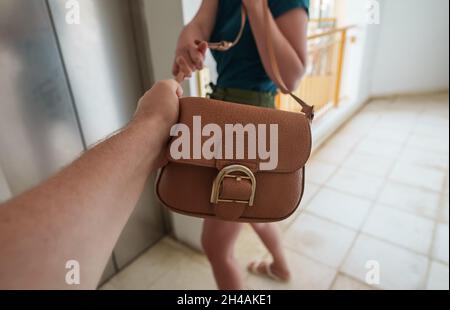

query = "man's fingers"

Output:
[[176, 85, 183, 98], [161, 79, 183, 98], [175, 72, 185, 83]]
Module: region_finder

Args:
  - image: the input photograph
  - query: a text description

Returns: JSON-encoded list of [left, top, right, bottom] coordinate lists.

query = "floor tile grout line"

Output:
[[395, 98, 440, 289], [281, 183, 323, 233], [283, 211, 434, 268], [323, 101, 388, 289], [400, 143, 450, 157], [424, 169, 450, 288], [145, 245, 218, 290], [366, 201, 440, 223], [111, 238, 194, 289], [318, 181, 444, 222], [283, 243, 343, 271], [301, 209, 364, 232], [331, 271, 380, 290], [302, 197, 440, 233], [360, 231, 438, 261], [297, 208, 446, 262], [319, 183, 381, 202], [329, 96, 430, 290], [302, 110, 378, 216], [107, 237, 209, 290], [321, 174, 447, 206], [333, 102, 411, 266]]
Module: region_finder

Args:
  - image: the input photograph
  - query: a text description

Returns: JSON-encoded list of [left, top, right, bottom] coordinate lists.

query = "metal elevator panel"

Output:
[[0, 0, 114, 282], [0, 0, 85, 195], [0, 0, 167, 284], [46, 0, 166, 272], [46, 0, 141, 146]]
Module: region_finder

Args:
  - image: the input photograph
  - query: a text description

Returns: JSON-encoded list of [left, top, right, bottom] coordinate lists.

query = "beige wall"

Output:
[[0, 166, 11, 203], [142, 0, 204, 249]]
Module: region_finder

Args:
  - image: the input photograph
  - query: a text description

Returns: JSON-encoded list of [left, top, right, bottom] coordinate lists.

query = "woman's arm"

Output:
[[0, 80, 182, 290], [173, 0, 219, 78], [243, 0, 308, 93]]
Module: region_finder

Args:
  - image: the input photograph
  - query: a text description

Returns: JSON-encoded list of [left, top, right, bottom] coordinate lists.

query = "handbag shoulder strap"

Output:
[[208, 0, 314, 121]]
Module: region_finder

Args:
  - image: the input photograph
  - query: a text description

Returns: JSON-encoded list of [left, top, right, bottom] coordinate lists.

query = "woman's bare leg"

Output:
[[249, 223, 290, 280], [202, 218, 244, 290]]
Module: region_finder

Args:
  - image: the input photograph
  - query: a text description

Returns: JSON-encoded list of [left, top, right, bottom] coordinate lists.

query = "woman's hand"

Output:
[[172, 40, 209, 80], [172, 0, 219, 80]]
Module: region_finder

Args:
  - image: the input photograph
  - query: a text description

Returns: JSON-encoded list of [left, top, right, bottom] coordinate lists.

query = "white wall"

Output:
[[371, 0, 449, 96], [336, 0, 382, 103], [308, 0, 383, 149]]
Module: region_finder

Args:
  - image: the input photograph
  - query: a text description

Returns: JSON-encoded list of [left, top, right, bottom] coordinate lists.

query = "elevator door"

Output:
[[0, 0, 85, 194], [0, 0, 167, 285]]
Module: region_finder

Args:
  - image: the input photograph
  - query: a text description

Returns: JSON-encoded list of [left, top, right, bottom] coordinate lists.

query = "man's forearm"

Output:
[[0, 118, 164, 289]]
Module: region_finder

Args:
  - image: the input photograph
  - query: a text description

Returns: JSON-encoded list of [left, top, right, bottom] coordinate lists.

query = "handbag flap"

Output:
[[167, 97, 312, 173]]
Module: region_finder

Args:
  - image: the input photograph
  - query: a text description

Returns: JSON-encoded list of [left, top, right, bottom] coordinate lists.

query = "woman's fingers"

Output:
[[176, 56, 193, 79], [197, 41, 209, 56], [172, 61, 180, 76], [184, 50, 196, 70], [174, 41, 209, 80], [188, 43, 205, 70]]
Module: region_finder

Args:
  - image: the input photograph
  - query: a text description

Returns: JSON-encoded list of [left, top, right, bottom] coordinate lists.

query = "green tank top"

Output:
[[210, 0, 309, 94]]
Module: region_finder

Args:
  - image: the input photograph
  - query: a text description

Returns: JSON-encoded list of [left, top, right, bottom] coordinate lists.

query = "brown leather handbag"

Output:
[[156, 0, 314, 222]]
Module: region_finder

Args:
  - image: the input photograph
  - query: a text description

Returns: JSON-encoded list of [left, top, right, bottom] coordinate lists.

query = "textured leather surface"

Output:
[[167, 97, 312, 173], [156, 162, 306, 222], [156, 98, 312, 222]]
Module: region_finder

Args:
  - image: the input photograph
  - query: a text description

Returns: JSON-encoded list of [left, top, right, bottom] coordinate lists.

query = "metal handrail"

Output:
[[308, 25, 356, 40], [277, 25, 357, 113]]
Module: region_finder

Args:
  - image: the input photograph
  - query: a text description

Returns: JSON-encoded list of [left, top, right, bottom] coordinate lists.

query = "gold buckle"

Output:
[[210, 165, 256, 207]]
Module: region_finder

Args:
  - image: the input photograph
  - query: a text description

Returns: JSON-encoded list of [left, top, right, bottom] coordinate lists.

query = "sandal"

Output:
[[247, 261, 290, 283]]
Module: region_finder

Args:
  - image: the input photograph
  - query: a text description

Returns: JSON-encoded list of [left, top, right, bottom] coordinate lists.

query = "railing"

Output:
[[308, 18, 337, 33], [196, 25, 355, 116], [276, 26, 355, 116]]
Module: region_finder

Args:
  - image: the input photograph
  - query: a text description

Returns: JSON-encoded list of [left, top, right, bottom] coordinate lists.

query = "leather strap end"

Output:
[[214, 203, 247, 222], [290, 92, 315, 121]]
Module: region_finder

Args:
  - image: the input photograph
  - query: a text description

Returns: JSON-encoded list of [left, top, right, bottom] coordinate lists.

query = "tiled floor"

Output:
[[102, 94, 449, 290]]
